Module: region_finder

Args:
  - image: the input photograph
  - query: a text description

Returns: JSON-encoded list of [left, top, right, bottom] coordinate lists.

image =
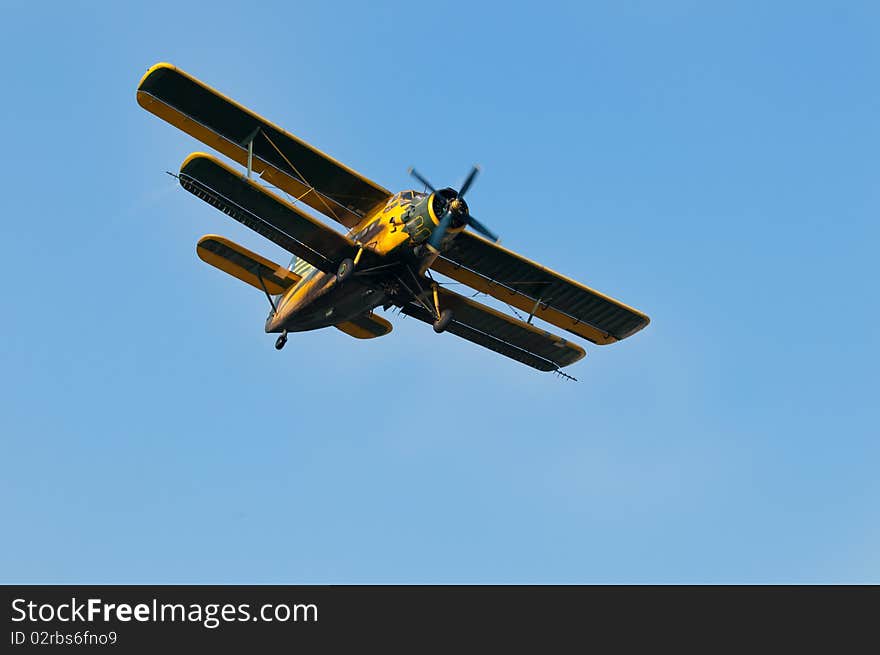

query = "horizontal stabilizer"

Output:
[[334, 313, 393, 339], [196, 235, 299, 294]]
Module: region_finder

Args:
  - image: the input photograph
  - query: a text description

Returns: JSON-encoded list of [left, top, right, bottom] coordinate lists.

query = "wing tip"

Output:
[[615, 314, 651, 341], [179, 151, 217, 174], [136, 61, 176, 93], [565, 343, 587, 365], [196, 234, 234, 252]]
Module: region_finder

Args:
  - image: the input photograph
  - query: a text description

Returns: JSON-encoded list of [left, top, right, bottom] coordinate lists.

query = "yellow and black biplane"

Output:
[[136, 63, 649, 378]]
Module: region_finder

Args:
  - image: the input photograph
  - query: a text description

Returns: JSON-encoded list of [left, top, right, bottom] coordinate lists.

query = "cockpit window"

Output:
[[384, 190, 423, 212], [396, 191, 415, 207]]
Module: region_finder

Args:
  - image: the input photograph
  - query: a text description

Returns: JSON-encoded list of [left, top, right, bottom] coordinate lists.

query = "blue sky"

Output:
[[2, 1, 877, 582]]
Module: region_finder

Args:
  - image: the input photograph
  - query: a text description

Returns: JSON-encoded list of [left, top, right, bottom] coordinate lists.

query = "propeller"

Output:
[[408, 165, 499, 251], [408, 167, 436, 193]]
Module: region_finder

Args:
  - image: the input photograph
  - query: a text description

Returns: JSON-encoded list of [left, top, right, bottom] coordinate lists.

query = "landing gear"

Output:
[[337, 258, 354, 283], [429, 282, 454, 333], [433, 308, 454, 333], [275, 330, 288, 350]]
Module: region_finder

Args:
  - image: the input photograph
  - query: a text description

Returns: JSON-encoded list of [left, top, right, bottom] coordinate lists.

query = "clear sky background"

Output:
[[2, 1, 877, 583]]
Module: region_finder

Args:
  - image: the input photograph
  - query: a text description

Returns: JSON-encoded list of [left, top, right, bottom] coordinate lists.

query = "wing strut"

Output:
[[258, 129, 342, 223], [242, 127, 260, 179], [255, 266, 278, 315], [526, 292, 548, 325], [394, 267, 436, 320]]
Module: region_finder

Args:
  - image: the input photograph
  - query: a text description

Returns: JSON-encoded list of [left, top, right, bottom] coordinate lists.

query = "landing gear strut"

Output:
[[433, 309, 454, 333], [430, 282, 454, 333], [275, 330, 288, 350]]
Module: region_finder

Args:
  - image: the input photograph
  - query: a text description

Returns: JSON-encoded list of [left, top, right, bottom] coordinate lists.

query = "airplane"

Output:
[[136, 62, 649, 378]]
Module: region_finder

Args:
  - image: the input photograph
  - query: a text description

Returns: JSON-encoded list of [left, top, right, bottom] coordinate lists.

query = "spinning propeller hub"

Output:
[[408, 165, 499, 250]]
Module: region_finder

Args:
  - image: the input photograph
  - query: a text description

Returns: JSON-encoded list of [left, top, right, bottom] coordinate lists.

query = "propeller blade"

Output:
[[465, 213, 499, 242], [427, 210, 455, 251], [458, 165, 480, 199], [408, 167, 436, 193]]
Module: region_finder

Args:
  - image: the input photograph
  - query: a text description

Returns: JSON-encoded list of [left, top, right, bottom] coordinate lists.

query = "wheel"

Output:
[[337, 258, 354, 282], [433, 308, 454, 333], [275, 331, 288, 350]]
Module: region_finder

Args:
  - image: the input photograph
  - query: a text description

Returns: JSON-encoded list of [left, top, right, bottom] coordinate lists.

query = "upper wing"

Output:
[[137, 62, 392, 228], [180, 153, 376, 273], [196, 235, 300, 294], [431, 232, 650, 345], [400, 286, 585, 373]]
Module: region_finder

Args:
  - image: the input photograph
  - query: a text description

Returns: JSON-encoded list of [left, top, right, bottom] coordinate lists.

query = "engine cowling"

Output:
[[401, 189, 467, 246], [405, 165, 499, 247]]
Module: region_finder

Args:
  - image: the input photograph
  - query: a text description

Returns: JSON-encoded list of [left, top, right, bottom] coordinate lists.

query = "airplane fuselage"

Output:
[[265, 189, 462, 334]]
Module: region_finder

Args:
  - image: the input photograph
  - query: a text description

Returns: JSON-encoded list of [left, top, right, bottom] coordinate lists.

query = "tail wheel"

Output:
[[433, 309, 454, 333], [275, 330, 288, 350]]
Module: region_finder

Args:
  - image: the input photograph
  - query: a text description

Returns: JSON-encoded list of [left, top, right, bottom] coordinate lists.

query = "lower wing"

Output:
[[179, 153, 368, 273], [400, 286, 585, 373]]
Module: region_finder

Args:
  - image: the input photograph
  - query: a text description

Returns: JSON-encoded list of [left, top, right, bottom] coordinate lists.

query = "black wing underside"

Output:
[[401, 287, 585, 373], [432, 232, 650, 345], [138, 63, 391, 228], [178, 153, 380, 273]]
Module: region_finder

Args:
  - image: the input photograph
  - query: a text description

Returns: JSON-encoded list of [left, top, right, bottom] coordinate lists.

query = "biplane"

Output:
[[136, 63, 649, 378]]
